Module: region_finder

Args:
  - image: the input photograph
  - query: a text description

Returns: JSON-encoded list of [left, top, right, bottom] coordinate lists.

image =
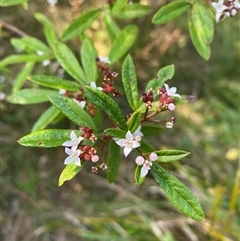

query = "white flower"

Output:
[[135, 152, 157, 178], [98, 56, 111, 64], [42, 60, 50, 66], [166, 121, 174, 128], [36, 50, 45, 56], [90, 81, 103, 91], [47, 0, 58, 7], [59, 89, 66, 95], [115, 131, 141, 157], [62, 131, 84, 151], [211, 0, 228, 22], [164, 84, 181, 98], [64, 148, 81, 166]]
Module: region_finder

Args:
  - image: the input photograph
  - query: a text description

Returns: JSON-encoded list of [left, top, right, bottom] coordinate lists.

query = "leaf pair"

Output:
[[152, 1, 214, 60]]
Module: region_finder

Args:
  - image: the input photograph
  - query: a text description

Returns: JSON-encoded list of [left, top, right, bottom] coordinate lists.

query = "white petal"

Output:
[[126, 131, 133, 141], [74, 157, 81, 166], [62, 140, 73, 147], [140, 166, 149, 178], [70, 131, 77, 140], [132, 141, 141, 148], [164, 84, 170, 92], [64, 156, 73, 165], [90, 82, 97, 88], [65, 147, 73, 155], [116, 139, 126, 147], [123, 146, 132, 157], [169, 87, 177, 95]]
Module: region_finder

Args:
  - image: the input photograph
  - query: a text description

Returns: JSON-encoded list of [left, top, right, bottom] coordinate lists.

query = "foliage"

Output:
[[1, 0, 239, 240]]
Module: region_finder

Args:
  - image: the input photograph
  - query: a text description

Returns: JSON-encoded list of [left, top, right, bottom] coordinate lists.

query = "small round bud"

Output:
[[135, 156, 145, 165], [149, 152, 157, 161], [91, 155, 99, 163]]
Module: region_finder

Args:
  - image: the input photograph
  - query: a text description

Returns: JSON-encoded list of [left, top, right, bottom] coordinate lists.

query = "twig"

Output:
[[1, 21, 28, 37]]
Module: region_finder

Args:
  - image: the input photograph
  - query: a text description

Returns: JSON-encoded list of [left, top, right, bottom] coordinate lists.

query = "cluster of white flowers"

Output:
[[211, 0, 240, 22], [62, 131, 84, 166]]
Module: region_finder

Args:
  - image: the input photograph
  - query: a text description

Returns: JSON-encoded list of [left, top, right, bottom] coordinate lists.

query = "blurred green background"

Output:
[[1, 0, 239, 240]]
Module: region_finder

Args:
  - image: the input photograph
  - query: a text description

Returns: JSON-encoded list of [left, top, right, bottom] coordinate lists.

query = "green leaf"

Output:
[[31, 106, 61, 132], [12, 36, 51, 54], [191, 3, 213, 45], [80, 37, 98, 82], [152, 1, 191, 24], [34, 13, 57, 49], [107, 140, 121, 183], [12, 62, 35, 93], [141, 124, 163, 136], [115, 4, 152, 19], [151, 164, 205, 220], [103, 12, 121, 43], [53, 42, 87, 84], [145, 65, 174, 94], [1, 0, 30, 6], [59, 163, 84, 186], [19, 129, 81, 147], [84, 86, 128, 130], [61, 9, 101, 41], [0, 54, 52, 67], [28, 75, 80, 91], [122, 55, 139, 110], [112, 0, 128, 15], [104, 128, 126, 139], [188, 3, 212, 60], [127, 111, 141, 133], [7, 89, 57, 104], [109, 25, 138, 64], [153, 150, 190, 162], [48, 93, 97, 131], [135, 165, 145, 185]]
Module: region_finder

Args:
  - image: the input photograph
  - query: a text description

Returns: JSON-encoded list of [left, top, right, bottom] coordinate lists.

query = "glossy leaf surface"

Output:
[[151, 163, 205, 220], [84, 86, 127, 130], [19, 129, 81, 147], [122, 55, 139, 110], [48, 93, 97, 131], [29, 75, 80, 91]]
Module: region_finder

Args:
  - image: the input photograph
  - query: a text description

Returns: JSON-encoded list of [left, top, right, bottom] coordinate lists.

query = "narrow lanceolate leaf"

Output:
[[104, 128, 126, 139], [115, 4, 152, 19], [103, 11, 121, 43], [151, 163, 205, 221], [34, 13, 57, 49], [109, 25, 138, 64], [59, 163, 85, 186], [53, 42, 87, 84], [31, 106, 61, 132], [135, 165, 145, 185], [152, 1, 191, 24], [153, 150, 190, 162], [0, 54, 52, 67], [19, 129, 81, 147], [85, 86, 128, 130], [12, 62, 35, 93], [145, 65, 174, 94], [11, 36, 51, 54], [48, 93, 97, 131], [7, 89, 57, 104], [80, 37, 98, 82], [28, 75, 80, 91], [188, 4, 212, 60], [107, 140, 121, 183], [1, 0, 29, 6], [61, 9, 101, 41], [122, 55, 139, 110], [127, 111, 141, 133], [112, 0, 128, 15]]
